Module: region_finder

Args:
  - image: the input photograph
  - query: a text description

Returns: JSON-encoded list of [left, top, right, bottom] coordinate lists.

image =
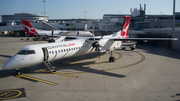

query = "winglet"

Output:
[[120, 16, 131, 38], [21, 19, 38, 35]]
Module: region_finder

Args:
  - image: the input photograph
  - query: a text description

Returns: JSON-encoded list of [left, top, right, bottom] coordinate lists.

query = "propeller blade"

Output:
[[97, 48, 100, 59], [51, 30, 54, 39], [100, 34, 104, 39], [85, 40, 93, 44], [89, 47, 95, 53], [92, 29, 95, 41], [97, 34, 104, 43], [48, 30, 55, 43]]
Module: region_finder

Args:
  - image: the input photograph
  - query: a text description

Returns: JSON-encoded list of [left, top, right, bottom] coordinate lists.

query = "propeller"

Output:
[[86, 29, 104, 58]]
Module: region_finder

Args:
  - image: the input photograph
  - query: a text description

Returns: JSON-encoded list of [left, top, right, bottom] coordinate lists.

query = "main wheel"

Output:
[[112, 57, 115, 62], [109, 57, 112, 62], [109, 57, 115, 62]]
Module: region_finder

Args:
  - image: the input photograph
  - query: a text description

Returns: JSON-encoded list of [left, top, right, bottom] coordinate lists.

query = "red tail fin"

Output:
[[120, 16, 131, 38], [21, 19, 38, 35]]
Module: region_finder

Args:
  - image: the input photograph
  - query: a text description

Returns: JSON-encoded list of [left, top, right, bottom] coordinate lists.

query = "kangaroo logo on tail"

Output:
[[120, 16, 131, 38], [21, 19, 38, 35]]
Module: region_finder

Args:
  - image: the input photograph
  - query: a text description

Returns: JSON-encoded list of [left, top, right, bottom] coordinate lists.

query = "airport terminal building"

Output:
[[1, 13, 48, 25]]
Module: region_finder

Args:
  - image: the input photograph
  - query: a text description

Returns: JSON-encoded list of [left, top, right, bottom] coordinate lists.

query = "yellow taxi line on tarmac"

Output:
[[0, 76, 9, 79], [115, 52, 123, 60], [39, 69, 78, 78], [102, 51, 145, 71], [65, 51, 145, 74], [17, 75, 57, 85]]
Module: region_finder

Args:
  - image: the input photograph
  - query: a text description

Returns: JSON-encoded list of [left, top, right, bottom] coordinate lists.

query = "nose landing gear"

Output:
[[15, 69, 22, 76]]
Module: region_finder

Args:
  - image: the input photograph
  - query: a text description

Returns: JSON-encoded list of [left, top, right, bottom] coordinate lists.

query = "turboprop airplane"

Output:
[[21, 19, 93, 40], [3, 16, 178, 75]]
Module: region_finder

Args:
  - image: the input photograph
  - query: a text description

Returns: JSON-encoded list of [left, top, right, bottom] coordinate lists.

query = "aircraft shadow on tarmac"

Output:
[[0, 55, 14, 78], [136, 44, 180, 60], [55, 61, 126, 78], [0, 55, 12, 58], [0, 52, 126, 79], [171, 93, 180, 101]]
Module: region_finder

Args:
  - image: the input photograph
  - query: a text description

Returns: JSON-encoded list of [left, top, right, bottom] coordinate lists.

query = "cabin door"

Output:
[[42, 47, 49, 61]]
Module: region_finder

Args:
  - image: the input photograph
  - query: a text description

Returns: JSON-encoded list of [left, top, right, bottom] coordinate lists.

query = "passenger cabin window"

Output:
[[17, 50, 35, 55]]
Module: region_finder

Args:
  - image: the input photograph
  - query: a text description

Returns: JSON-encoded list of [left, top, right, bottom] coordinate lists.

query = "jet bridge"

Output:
[[0, 25, 24, 32]]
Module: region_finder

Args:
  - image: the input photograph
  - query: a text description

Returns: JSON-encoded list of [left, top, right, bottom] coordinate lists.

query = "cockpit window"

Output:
[[17, 50, 35, 55], [27, 50, 35, 54], [17, 50, 27, 54]]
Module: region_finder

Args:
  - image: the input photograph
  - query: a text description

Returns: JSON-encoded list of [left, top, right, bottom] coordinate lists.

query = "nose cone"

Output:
[[2, 62, 11, 69], [2, 55, 17, 70]]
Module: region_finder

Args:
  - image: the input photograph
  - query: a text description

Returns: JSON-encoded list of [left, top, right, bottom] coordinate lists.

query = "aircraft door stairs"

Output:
[[42, 47, 55, 72]]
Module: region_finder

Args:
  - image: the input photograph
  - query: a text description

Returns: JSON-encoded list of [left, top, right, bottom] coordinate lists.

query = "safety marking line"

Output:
[[16, 75, 57, 85], [39, 69, 78, 78], [0, 88, 26, 100], [65, 51, 145, 74], [0, 76, 9, 79]]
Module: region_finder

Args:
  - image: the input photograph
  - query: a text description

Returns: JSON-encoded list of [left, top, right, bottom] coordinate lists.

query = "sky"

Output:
[[0, 0, 180, 21]]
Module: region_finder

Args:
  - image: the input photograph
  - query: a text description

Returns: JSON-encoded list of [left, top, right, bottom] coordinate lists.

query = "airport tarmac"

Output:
[[0, 37, 180, 101]]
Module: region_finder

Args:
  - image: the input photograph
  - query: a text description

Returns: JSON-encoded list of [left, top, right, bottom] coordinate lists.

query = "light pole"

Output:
[[173, 0, 175, 31], [84, 11, 87, 19], [43, 0, 46, 22]]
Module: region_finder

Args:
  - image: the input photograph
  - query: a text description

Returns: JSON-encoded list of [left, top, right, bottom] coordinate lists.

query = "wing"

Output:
[[110, 38, 178, 41]]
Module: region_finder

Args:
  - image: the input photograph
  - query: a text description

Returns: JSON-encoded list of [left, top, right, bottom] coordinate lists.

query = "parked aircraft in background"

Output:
[[3, 16, 177, 75], [21, 19, 93, 40]]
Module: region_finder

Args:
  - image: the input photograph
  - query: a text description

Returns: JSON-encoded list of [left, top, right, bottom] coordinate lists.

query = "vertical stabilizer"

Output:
[[21, 19, 38, 35], [120, 16, 131, 38]]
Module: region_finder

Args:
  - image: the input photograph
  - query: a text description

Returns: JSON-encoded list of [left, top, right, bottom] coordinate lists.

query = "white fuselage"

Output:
[[3, 34, 122, 70]]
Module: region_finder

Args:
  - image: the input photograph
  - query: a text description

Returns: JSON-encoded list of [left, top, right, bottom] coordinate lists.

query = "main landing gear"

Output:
[[109, 51, 115, 62], [15, 69, 22, 76]]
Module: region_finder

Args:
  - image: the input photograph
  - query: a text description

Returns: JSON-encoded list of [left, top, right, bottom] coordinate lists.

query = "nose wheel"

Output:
[[15, 69, 22, 76]]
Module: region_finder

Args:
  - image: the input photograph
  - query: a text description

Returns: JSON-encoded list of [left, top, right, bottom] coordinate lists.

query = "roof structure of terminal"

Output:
[[1, 13, 49, 23], [1, 13, 48, 17]]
